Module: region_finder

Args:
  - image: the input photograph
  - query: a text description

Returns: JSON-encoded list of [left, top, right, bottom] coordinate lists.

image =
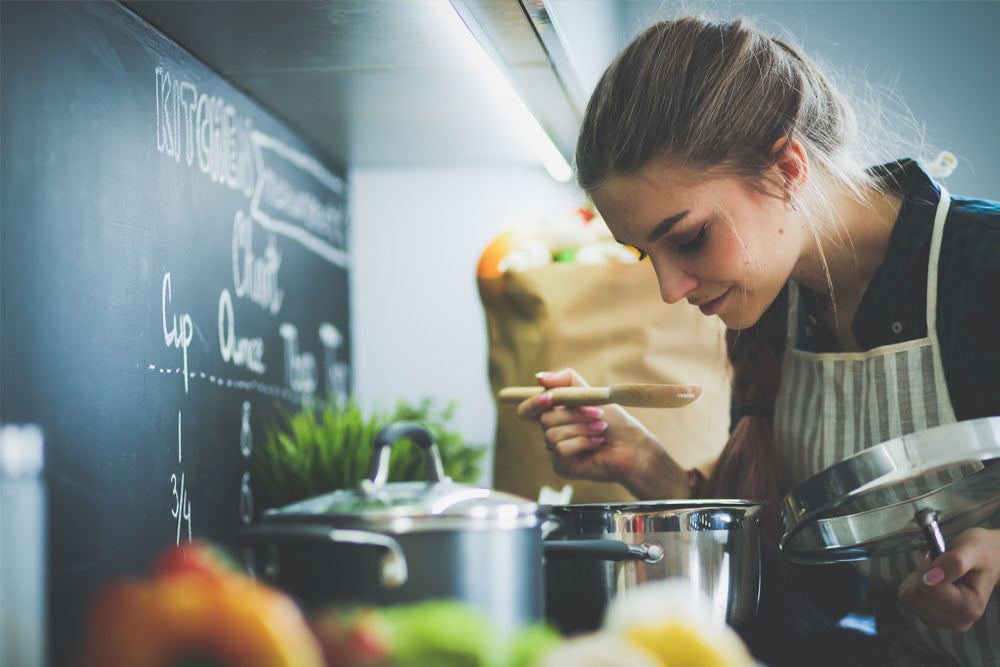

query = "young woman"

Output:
[[516, 17, 1000, 666]]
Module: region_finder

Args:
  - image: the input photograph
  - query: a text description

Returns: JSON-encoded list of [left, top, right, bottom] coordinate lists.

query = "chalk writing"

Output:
[[279, 323, 317, 395], [147, 61, 348, 556], [239, 401, 254, 524], [155, 66, 255, 195], [218, 289, 266, 374], [319, 323, 350, 405], [239, 400, 253, 458], [171, 411, 193, 545], [156, 66, 347, 267], [232, 209, 284, 315], [161, 273, 194, 394], [250, 130, 348, 267], [147, 364, 304, 402]]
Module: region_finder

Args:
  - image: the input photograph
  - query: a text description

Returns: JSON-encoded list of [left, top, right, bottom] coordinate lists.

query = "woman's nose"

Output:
[[652, 260, 698, 304]]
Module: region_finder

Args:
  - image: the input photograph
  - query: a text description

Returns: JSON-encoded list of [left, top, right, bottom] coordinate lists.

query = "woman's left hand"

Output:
[[897, 527, 1000, 632]]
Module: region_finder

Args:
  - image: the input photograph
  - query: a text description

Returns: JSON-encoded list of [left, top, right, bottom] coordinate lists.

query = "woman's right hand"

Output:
[[515, 368, 688, 499]]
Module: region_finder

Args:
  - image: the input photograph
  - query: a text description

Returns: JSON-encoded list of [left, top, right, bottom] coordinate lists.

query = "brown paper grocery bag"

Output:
[[479, 261, 732, 503]]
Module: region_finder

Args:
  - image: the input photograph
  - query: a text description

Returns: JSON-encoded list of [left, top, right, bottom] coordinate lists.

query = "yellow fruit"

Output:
[[624, 620, 754, 667], [538, 631, 663, 667]]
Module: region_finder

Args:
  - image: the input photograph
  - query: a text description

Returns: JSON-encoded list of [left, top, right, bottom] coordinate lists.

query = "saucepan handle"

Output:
[[239, 523, 408, 588], [544, 539, 664, 564], [915, 508, 947, 559]]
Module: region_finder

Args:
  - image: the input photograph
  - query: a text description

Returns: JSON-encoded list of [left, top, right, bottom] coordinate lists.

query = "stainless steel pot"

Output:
[[781, 417, 1000, 564], [242, 421, 545, 631], [543, 500, 765, 636]]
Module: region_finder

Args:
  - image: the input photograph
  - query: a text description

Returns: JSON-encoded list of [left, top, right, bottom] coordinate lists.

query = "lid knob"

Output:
[[364, 421, 450, 492]]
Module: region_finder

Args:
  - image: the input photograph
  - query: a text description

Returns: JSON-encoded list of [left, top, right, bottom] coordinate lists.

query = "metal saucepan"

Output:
[[241, 421, 546, 631], [542, 499, 766, 636]]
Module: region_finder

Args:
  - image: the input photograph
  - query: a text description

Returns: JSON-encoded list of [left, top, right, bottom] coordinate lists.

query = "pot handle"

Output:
[[239, 524, 408, 588], [544, 539, 664, 564], [329, 529, 408, 588], [364, 421, 449, 490]]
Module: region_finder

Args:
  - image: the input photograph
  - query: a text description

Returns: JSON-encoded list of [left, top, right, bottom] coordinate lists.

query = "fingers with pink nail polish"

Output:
[[922, 566, 945, 586]]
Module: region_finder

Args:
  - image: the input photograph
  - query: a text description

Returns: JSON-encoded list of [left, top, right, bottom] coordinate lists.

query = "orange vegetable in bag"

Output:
[[477, 229, 521, 279], [77, 541, 323, 667]]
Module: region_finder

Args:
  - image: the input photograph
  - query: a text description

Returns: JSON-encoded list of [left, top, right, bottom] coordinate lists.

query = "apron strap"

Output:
[[925, 186, 956, 423], [925, 186, 950, 332], [785, 186, 953, 349]]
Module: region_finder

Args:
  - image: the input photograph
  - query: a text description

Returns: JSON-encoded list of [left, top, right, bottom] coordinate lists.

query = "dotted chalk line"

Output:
[[147, 364, 304, 403]]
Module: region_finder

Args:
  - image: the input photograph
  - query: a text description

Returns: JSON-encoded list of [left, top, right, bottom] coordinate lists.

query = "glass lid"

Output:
[[262, 421, 538, 530]]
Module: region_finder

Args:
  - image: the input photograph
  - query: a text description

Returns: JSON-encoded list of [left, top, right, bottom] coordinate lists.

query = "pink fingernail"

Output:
[[923, 567, 945, 586], [582, 407, 604, 419], [535, 372, 555, 381], [589, 436, 604, 445], [539, 392, 554, 406], [589, 420, 608, 432]]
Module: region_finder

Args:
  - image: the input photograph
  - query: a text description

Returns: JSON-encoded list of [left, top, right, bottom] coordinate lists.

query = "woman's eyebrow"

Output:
[[646, 211, 689, 243]]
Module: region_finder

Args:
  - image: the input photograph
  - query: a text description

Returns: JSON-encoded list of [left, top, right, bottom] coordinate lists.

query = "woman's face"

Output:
[[592, 159, 806, 330]]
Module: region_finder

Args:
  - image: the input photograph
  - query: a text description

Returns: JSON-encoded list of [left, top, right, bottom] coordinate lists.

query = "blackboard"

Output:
[[1, 2, 351, 663]]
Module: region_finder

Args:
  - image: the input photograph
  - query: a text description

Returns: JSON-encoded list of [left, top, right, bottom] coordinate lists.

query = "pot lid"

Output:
[[780, 417, 1000, 564], [262, 421, 538, 531]]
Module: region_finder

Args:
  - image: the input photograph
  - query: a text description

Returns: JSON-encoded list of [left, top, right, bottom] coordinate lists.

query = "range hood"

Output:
[[123, 0, 592, 172]]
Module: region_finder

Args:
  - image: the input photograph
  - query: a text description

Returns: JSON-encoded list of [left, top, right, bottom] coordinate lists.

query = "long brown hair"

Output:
[[577, 17, 880, 203]]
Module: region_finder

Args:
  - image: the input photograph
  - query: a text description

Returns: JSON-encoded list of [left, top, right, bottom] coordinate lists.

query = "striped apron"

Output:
[[774, 188, 1000, 665]]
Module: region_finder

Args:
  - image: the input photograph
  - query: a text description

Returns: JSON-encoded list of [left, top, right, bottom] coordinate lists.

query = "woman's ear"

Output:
[[770, 137, 809, 196]]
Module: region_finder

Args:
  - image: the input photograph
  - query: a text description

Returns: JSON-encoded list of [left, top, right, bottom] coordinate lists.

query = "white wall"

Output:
[[348, 165, 582, 484]]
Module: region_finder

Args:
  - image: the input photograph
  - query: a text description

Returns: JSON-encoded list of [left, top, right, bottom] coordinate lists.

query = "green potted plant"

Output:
[[252, 394, 486, 511]]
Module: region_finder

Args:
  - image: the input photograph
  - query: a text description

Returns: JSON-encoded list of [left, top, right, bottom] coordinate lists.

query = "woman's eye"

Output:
[[677, 223, 708, 253]]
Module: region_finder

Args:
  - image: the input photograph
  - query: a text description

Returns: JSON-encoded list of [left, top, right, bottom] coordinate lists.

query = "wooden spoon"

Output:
[[497, 384, 701, 408]]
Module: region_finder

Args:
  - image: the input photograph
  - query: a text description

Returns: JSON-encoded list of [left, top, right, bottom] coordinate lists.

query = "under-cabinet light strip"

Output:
[[440, 2, 574, 182]]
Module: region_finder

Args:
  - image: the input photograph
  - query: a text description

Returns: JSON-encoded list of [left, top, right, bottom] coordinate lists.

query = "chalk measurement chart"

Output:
[[150, 63, 350, 540]]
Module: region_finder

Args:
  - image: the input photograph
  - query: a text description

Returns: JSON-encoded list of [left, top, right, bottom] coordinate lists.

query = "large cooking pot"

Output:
[[543, 499, 765, 636], [242, 421, 546, 631]]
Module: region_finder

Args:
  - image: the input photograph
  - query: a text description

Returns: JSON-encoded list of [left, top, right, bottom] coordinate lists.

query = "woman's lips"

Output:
[[697, 287, 733, 316]]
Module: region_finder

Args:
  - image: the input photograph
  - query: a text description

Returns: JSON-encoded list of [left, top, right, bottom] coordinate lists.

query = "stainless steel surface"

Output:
[[365, 419, 448, 486], [543, 500, 764, 635], [329, 529, 408, 588], [915, 508, 946, 560], [251, 520, 543, 629], [543, 538, 664, 563], [246, 523, 409, 587], [122, 0, 585, 169], [780, 417, 1000, 564]]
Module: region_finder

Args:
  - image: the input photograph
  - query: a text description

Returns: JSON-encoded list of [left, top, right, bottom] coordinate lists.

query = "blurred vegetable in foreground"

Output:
[[310, 600, 561, 667], [541, 579, 756, 667], [76, 541, 323, 667], [253, 395, 487, 510]]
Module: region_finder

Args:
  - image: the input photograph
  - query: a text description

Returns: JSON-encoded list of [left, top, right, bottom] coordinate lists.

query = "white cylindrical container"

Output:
[[1, 424, 47, 667]]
